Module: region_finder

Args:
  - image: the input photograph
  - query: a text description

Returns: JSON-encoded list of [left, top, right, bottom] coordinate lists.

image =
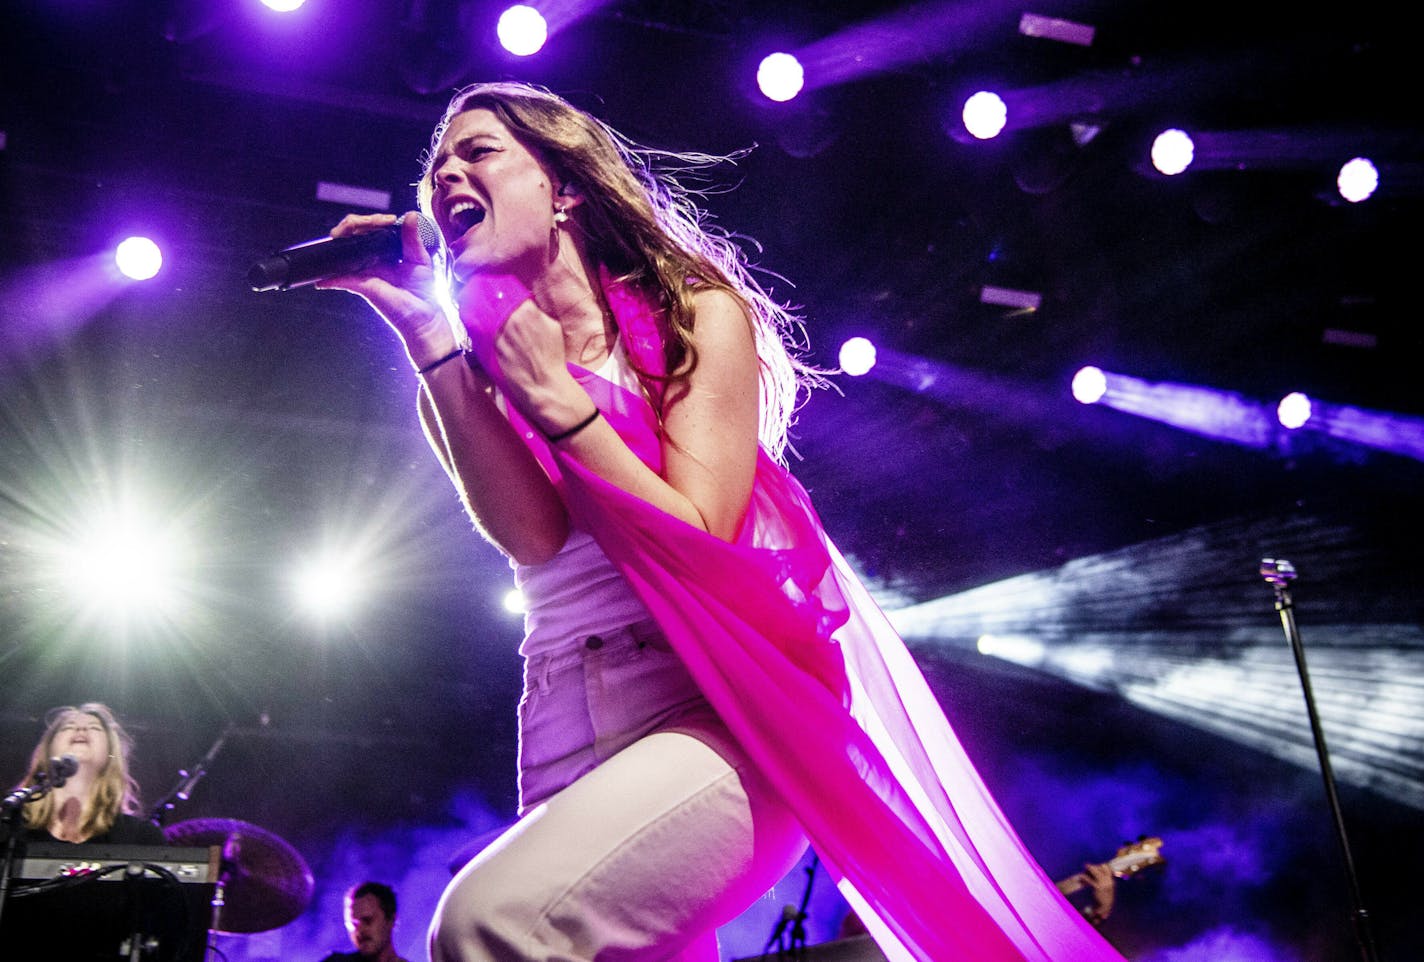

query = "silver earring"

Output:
[[553, 205, 569, 224]]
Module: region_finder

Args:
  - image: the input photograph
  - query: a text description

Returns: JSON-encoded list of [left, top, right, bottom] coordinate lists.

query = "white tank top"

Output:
[[514, 338, 651, 657]]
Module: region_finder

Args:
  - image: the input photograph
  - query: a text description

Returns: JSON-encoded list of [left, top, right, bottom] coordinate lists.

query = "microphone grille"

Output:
[[410, 212, 441, 257]]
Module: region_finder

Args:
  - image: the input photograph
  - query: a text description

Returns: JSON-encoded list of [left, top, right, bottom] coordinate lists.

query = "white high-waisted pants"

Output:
[[430, 621, 808, 962]]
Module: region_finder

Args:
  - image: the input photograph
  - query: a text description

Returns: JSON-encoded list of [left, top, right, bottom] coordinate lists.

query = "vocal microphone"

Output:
[[248, 212, 441, 292], [48, 754, 79, 788]]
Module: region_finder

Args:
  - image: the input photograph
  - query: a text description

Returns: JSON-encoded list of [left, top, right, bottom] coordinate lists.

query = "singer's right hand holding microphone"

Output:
[[316, 211, 457, 370]]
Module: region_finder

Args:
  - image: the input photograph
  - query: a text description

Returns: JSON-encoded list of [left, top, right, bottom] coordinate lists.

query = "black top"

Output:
[[23, 812, 168, 846]]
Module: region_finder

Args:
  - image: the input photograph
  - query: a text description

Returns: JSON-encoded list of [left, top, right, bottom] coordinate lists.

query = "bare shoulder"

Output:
[[688, 286, 755, 354]]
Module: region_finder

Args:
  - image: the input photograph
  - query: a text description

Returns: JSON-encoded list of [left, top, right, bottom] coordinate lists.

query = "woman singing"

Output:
[[320, 82, 1122, 962], [13, 702, 165, 846]]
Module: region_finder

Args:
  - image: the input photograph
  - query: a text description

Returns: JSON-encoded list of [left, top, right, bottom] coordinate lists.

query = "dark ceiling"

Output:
[[2, 2, 1421, 960]]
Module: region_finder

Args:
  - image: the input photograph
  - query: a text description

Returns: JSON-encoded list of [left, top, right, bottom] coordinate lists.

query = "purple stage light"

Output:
[[1071, 366, 1107, 404], [1116, 380, 1274, 448], [1337, 156, 1378, 203], [0, 255, 128, 361], [261, 0, 305, 11], [1151, 128, 1194, 175], [1276, 392, 1312, 429], [114, 236, 162, 281], [1312, 400, 1424, 463], [1084, 370, 1275, 448], [498, 5, 548, 57], [847, 345, 1066, 427], [838, 337, 877, 377], [756, 53, 804, 102], [962, 91, 1007, 140], [1074, 371, 1422, 462]]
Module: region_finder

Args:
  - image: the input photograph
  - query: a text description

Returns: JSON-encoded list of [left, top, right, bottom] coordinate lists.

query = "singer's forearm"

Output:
[[417, 363, 569, 564]]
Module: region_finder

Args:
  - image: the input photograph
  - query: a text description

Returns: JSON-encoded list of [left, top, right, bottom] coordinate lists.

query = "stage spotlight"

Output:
[[115, 236, 163, 281], [1151, 129, 1407, 203], [503, 588, 527, 614], [1083, 370, 1275, 449], [838, 337, 877, 376], [1337, 157, 1378, 203], [293, 554, 365, 619], [497, 5, 548, 57], [962, 91, 1007, 140], [1071, 366, 1107, 404], [261, 0, 305, 11], [1151, 128, 1194, 176], [65, 517, 187, 615], [757, 53, 804, 103], [1277, 392, 1313, 430]]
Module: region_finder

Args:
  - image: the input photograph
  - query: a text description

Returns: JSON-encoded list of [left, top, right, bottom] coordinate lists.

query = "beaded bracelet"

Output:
[[545, 409, 600, 443], [416, 348, 466, 376]]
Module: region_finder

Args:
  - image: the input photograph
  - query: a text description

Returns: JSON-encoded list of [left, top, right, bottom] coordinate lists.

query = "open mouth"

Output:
[[448, 201, 486, 237]]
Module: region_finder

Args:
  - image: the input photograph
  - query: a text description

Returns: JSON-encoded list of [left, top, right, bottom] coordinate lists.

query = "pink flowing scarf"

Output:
[[464, 273, 1124, 962]]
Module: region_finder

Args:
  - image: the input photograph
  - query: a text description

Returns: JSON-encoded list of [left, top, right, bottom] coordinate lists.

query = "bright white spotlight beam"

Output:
[[498, 5, 548, 57], [1337, 157, 1378, 203], [962, 91, 1007, 140], [757, 52, 805, 102], [1151, 129, 1195, 176], [838, 337, 877, 376], [115, 237, 163, 281], [62, 513, 191, 621], [1277, 392, 1313, 430], [293, 553, 367, 620], [1071, 366, 1107, 405]]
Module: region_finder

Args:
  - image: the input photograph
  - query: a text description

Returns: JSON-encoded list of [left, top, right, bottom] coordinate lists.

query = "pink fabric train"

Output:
[[461, 271, 1125, 962]]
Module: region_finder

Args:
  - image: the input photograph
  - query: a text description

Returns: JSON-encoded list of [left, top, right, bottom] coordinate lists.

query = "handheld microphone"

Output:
[[48, 754, 79, 788], [248, 213, 441, 292]]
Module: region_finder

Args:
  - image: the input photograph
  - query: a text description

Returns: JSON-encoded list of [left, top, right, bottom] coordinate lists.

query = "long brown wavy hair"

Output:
[[417, 81, 824, 462], [17, 703, 143, 839]]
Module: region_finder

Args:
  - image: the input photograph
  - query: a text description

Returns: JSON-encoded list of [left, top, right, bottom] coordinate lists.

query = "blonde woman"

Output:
[[14, 703, 165, 846]]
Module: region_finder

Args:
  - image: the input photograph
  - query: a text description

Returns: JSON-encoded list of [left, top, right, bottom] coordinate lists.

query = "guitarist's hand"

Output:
[[1080, 863, 1116, 922], [1058, 862, 1116, 923]]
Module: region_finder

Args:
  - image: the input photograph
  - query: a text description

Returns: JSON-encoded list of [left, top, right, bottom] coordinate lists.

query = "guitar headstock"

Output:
[[1108, 835, 1165, 879]]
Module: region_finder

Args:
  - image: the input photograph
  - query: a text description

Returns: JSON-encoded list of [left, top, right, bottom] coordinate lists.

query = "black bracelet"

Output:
[[545, 409, 600, 443], [416, 348, 465, 376]]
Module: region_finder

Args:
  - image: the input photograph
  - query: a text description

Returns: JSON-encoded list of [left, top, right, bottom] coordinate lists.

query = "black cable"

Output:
[[12, 861, 197, 961]]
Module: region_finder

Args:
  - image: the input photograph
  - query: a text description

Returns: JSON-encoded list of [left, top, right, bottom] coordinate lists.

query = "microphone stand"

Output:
[[1260, 559, 1380, 962], [148, 726, 232, 827], [0, 771, 55, 931], [760, 854, 819, 959], [122, 861, 156, 962]]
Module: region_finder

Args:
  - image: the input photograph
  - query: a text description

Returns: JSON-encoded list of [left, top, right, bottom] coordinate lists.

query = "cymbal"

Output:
[[164, 817, 314, 933]]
